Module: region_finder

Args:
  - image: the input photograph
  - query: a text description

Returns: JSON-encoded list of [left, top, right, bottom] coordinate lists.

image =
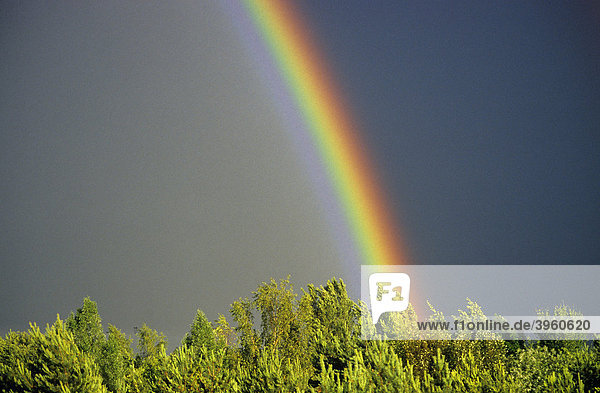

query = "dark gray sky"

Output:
[[2, 1, 598, 348]]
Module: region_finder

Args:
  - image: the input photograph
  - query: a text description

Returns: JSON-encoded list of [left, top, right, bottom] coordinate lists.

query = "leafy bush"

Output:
[[1, 277, 598, 392], [0, 318, 106, 393]]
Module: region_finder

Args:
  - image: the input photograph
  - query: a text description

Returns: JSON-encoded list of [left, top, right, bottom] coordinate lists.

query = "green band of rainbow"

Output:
[[244, 0, 408, 266]]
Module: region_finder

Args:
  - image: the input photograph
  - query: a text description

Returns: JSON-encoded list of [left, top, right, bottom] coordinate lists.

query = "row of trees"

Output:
[[1, 277, 599, 392]]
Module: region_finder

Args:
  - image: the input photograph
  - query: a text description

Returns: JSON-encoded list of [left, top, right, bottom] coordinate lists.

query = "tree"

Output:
[[213, 314, 236, 349], [3, 279, 599, 392], [230, 296, 259, 361], [0, 318, 107, 393], [231, 277, 313, 363], [181, 309, 216, 353], [99, 324, 133, 393], [133, 324, 168, 392], [301, 278, 361, 373], [135, 324, 167, 362], [253, 277, 299, 356], [65, 297, 106, 357]]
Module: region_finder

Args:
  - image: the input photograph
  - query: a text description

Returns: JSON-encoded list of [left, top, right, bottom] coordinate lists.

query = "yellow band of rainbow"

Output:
[[244, 0, 408, 267]]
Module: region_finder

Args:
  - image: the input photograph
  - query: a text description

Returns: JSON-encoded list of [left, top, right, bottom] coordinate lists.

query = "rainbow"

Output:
[[229, 0, 408, 267]]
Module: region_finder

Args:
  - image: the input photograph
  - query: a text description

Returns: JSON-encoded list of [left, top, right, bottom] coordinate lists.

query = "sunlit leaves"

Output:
[[1, 278, 598, 392]]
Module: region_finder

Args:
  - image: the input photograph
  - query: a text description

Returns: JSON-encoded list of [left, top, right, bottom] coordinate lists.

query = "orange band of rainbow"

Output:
[[244, 0, 408, 267]]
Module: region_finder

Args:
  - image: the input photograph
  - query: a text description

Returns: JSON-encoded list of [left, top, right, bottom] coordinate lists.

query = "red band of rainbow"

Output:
[[243, 0, 409, 267]]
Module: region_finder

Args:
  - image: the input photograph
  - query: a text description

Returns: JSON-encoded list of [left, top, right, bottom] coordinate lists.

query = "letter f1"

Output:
[[369, 273, 410, 324]]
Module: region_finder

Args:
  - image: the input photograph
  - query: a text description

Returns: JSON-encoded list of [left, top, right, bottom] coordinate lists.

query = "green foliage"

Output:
[[0, 318, 106, 393], [231, 295, 260, 361], [230, 277, 314, 364], [135, 323, 167, 362], [235, 348, 312, 392], [510, 344, 600, 393], [229, 277, 317, 390], [213, 313, 236, 349], [379, 299, 508, 378], [66, 297, 136, 393], [182, 309, 217, 353], [253, 277, 299, 356], [302, 278, 361, 374], [98, 325, 133, 393], [65, 297, 105, 357], [2, 277, 599, 392], [132, 323, 168, 392], [317, 342, 518, 392], [535, 303, 588, 352], [154, 345, 238, 392]]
